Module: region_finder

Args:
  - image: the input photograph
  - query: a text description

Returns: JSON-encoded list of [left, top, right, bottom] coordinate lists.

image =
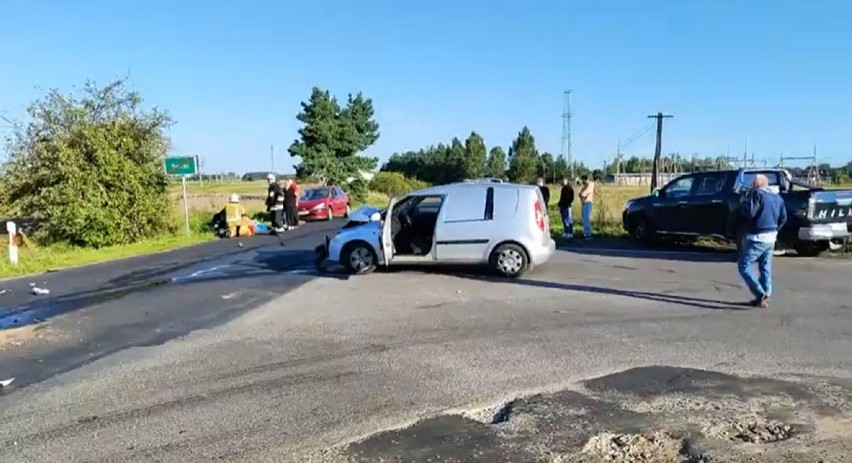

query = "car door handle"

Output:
[[678, 201, 688, 205], [711, 200, 723, 204]]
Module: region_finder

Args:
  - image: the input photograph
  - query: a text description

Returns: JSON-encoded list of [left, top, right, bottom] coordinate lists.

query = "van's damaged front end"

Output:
[[315, 206, 384, 269]]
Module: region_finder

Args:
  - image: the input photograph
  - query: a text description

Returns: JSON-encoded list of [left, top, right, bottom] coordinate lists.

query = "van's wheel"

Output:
[[794, 240, 830, 257], [342, 242, 377, 275], [631, 217, 656, 246], [489, 243, 529, 278]]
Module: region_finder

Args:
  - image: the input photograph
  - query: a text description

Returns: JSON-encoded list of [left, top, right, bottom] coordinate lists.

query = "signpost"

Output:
[[6, 221, 17, 265], [164, 156, 199, 235]]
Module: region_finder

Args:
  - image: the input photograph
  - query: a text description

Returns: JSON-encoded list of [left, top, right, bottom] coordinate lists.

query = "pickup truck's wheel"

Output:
[[342, 242, 377, 274], [794, 240, 830, 257], [631, 217, 656, 245], [489, 243, 529, 278]]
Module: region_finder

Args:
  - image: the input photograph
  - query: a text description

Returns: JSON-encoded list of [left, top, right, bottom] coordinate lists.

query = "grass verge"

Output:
[[0, 213, 217, 280], [548, 183, 631, 241]]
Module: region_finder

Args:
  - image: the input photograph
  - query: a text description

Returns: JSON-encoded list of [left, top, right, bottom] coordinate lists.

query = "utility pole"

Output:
[[647, 112, 673, 193], [270, 145, 275, 173], [561, 90, 573, 180]]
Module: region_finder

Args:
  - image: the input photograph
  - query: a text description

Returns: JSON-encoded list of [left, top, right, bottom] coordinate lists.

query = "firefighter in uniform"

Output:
[[225, 193, 247, 238], [266, 174, 285, 233]]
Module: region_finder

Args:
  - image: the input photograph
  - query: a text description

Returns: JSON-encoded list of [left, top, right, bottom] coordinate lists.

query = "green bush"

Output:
[[0, 79, 175, 248], [369, 172, 429, 198]]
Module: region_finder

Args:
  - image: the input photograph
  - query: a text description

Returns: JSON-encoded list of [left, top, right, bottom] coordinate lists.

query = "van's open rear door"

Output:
[[380, 197, 399, 266]]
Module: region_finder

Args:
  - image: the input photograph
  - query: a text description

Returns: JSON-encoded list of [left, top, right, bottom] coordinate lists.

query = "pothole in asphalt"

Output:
[[462, 399, 517, 425], [571, 431, 709, 463], [703, 418, 793, 443]]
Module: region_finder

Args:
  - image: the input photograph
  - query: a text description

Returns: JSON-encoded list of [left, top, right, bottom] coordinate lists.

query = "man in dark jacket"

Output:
[[265, 174, 285, 233], [737, 174, 787, 308], [536, 177, 550, 206], [557, 177, 574, 239]]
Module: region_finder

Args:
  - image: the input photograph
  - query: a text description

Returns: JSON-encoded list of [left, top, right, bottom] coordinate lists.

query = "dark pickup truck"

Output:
[[622, 168, 852, 256]]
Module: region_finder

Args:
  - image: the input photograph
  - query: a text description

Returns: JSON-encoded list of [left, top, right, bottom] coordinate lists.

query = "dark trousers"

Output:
[[285, 204, 298, 227], [270, 208, 284, 230]]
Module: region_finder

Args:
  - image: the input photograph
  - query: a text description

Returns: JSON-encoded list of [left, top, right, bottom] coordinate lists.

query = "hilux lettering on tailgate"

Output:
[[816, 207, 852, 220]]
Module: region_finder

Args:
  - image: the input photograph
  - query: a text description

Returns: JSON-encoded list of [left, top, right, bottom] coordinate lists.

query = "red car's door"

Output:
[[331, 186, 347, 214]]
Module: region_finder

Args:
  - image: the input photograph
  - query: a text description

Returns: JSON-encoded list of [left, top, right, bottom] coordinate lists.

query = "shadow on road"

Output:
[[389, 264, 748, 311], [558, 237, 738, 263], [464, 274, 748, 311]]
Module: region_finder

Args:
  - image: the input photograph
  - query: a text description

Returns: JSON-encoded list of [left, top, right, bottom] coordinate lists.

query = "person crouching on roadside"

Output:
[[737, 174, 787, 308], [225, 194, 247, 238], [266, 174, 285, 234]]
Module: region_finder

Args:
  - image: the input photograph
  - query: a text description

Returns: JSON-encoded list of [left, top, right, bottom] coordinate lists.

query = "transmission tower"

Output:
[[561, 90, 573, 180]]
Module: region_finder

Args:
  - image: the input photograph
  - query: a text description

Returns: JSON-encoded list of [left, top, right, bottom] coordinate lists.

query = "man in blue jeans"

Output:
[[737, 174, 787, 308]]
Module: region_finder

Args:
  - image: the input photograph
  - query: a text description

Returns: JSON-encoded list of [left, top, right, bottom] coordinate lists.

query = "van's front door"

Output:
[[380, 197, 399, 265], [434, 187, 491, 262]]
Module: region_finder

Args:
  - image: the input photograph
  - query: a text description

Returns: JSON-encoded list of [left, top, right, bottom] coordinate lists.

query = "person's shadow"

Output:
[[440, 269, 750, 311]]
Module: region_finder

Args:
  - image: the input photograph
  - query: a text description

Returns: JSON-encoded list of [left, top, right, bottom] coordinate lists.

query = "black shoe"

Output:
[[750, 294, 769, 308]]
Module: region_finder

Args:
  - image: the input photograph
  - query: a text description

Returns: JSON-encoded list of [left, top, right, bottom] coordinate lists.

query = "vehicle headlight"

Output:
[[311, 203, 324, 211]]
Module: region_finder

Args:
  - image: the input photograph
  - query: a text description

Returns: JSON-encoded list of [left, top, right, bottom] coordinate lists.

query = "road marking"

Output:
[[171, 265, 232, 283]]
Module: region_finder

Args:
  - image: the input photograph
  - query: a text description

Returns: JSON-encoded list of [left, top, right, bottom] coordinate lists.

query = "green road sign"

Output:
[[164, 156, 198, 176]]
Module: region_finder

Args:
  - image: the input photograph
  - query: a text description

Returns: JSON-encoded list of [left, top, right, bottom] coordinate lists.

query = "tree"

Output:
[[485, 146, 507, 178], [288, 87, 380, 193], [463, 131, 487, 179], [0, 78, 174, 247], [553, 154, 569, 179], [506, 126, 539, 184]]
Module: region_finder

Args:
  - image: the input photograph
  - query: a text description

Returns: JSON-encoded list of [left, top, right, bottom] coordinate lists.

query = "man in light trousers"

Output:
[[737, 174, 787, 308], [578, 175, 595, 239]]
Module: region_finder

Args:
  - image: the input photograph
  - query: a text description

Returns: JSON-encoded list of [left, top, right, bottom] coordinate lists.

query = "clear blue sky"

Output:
[[1, 0, 850, 174]]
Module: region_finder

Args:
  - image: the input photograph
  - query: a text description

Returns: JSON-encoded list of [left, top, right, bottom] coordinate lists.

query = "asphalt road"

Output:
[[0, 220, 341, 389], [0, 232, 850, 462]]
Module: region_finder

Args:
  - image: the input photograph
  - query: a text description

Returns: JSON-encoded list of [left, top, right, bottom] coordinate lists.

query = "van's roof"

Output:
[[410, 181, 537, 197]]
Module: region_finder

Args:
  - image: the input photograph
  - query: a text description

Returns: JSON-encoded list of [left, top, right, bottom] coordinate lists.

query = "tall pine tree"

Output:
[[463, 131, 487, 179], [288, 87, 379, 185], [507, 126, 539, 184], [486, 146, 507, 179]]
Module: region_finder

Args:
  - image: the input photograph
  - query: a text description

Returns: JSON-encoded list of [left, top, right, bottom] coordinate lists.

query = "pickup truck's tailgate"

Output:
[[811, 190, 852, 223]]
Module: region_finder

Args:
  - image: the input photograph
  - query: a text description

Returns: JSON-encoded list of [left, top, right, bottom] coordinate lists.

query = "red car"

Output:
[[297, 185, 351, 221]]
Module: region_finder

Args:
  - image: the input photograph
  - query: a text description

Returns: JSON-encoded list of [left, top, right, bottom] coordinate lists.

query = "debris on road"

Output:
[[0, 289, 7, 296], [0, 377, 14, 388], [31, 287, 50, 296], [579, 431, 703, 463], [703, 418, 793, 443]]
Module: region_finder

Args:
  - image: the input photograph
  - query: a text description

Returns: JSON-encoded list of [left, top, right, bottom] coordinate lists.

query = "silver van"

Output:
[[318, 182, 556, 277]]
